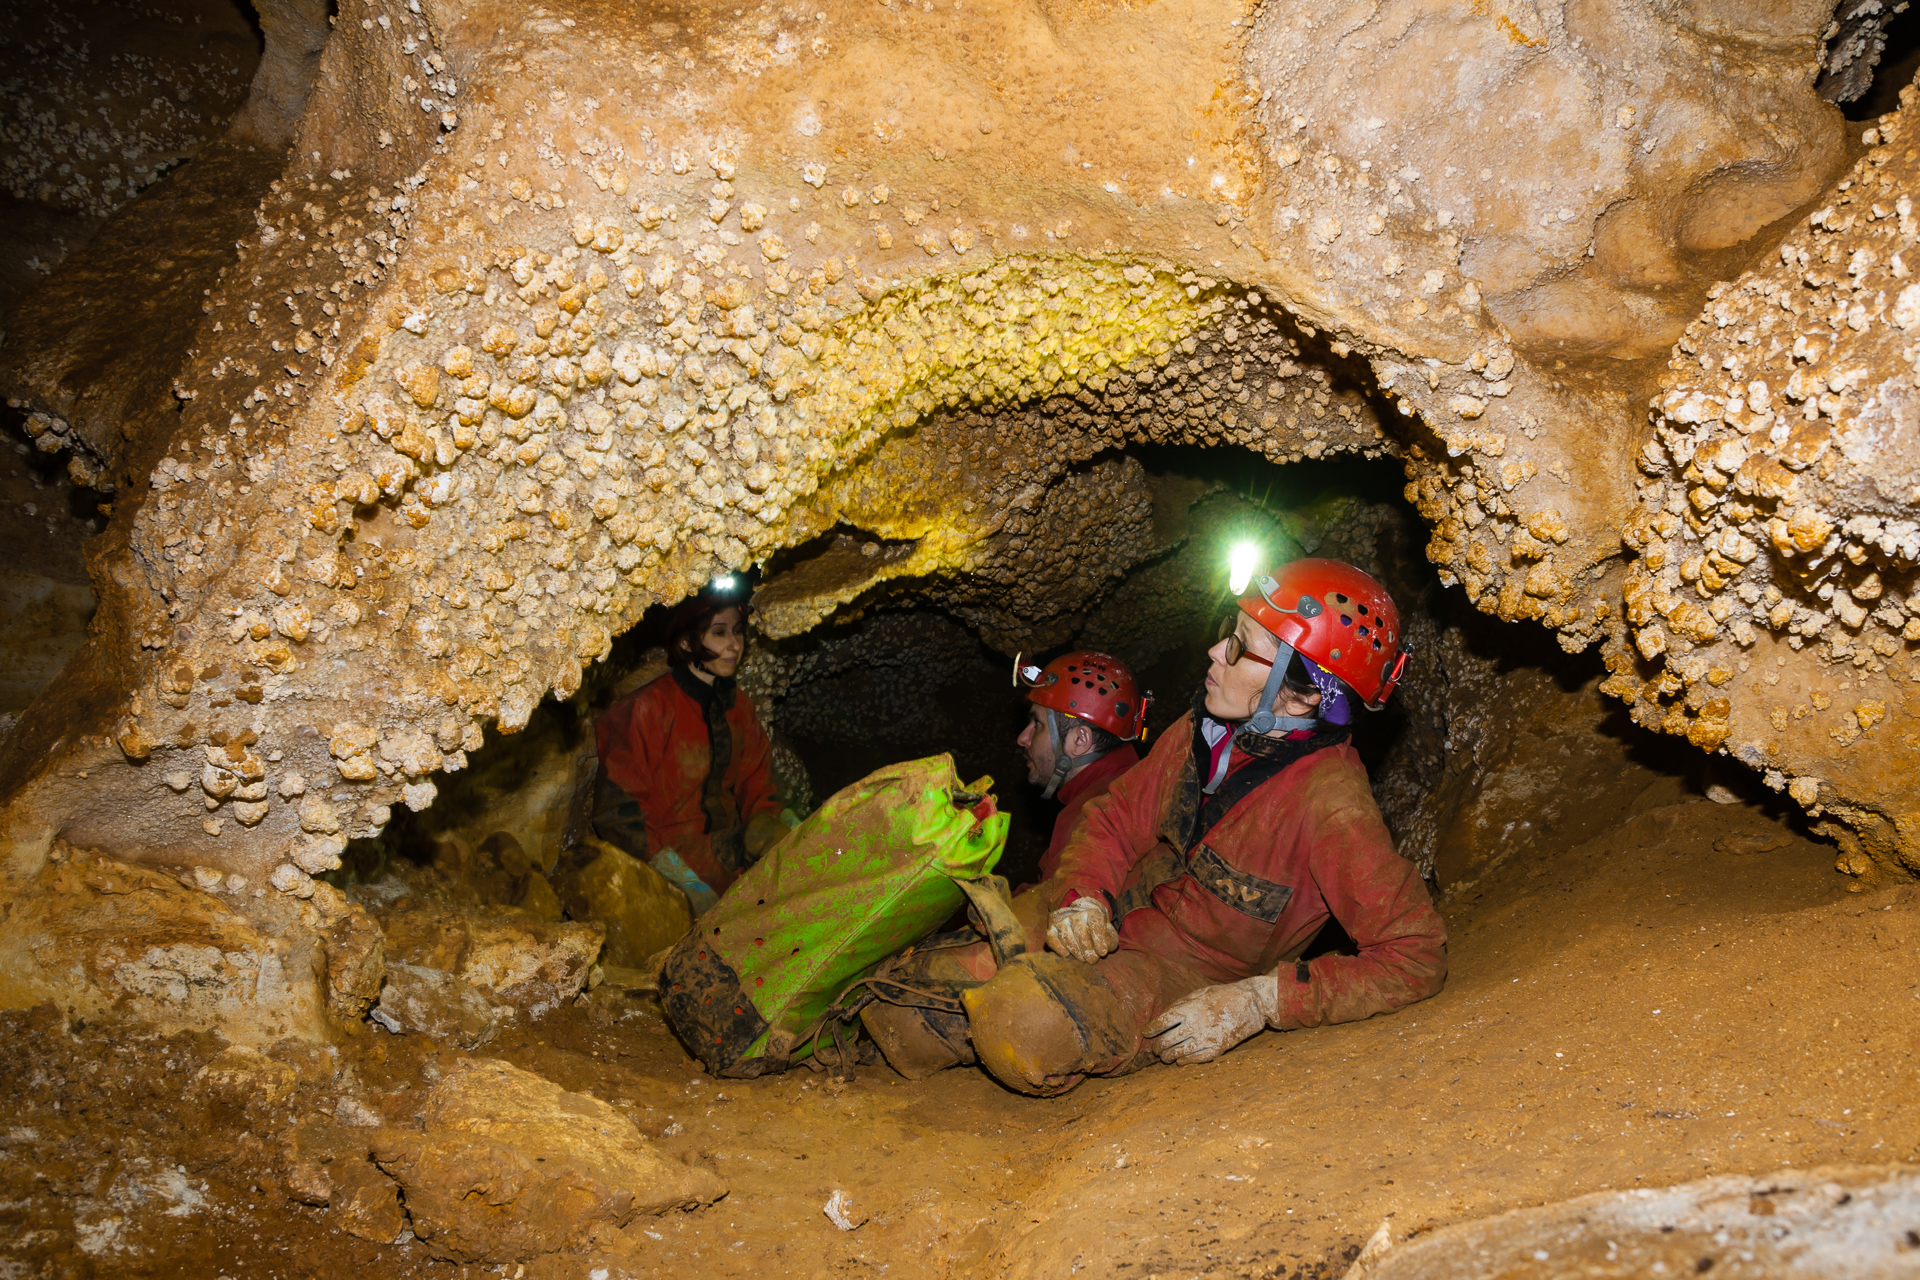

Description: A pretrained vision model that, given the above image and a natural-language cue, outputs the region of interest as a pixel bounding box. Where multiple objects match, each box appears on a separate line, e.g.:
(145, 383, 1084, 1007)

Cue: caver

(1010, 649, 1151, 887)
(592, 577, 794, 915)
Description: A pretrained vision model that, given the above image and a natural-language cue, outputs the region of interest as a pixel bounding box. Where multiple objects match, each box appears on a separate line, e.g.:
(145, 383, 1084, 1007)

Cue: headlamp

(1228, 541, 1260, 595)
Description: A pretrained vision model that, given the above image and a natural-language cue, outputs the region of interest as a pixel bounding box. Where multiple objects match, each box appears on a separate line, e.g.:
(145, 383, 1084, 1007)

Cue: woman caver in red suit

(593, 582, 789, 914)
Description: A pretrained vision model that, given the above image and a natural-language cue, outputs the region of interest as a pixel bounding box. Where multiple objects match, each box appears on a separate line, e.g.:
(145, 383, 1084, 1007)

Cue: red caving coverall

(1034, 744, 1139, 885)
(1046, 701, 1447, 1041)
(595, 668, 782, 894)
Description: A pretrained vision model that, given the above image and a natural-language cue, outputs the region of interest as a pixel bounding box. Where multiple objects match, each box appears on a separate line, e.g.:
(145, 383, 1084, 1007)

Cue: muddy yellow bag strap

(953, 874, 1028, 969)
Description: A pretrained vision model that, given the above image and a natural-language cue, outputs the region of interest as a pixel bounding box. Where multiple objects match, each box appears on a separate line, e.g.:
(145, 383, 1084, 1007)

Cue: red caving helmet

(1012, 650, 1151, 741)
(1236, 558, 1407, 709)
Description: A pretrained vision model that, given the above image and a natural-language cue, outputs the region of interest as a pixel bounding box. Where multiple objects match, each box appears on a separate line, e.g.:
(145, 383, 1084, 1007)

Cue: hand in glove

(648, 846, 719, 917)
(1046, 896, 1118, 964)
(1143, 974, 1278, 1065)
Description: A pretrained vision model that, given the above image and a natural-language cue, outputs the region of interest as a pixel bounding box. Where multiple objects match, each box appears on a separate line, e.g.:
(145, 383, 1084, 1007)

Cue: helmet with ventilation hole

(1235, 558, 1407, 713)
(1012, 650, 1151, 798)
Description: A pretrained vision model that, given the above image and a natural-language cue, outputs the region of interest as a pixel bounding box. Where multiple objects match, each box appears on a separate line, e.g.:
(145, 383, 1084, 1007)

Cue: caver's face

(1203, 614, 1320, 727)
(1016, 705, 1099, 786)
(1016, 704, 1056, 785)
(690, 607, 746, 679)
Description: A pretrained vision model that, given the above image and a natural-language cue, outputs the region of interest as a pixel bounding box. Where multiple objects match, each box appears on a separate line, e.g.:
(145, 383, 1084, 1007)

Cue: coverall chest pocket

(1189, 844, 1293, 923)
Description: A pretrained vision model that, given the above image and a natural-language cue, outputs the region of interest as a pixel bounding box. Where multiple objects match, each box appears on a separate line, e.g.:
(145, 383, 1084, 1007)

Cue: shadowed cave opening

(358, 446, 1425, 885)
(0, 407, 111, 732)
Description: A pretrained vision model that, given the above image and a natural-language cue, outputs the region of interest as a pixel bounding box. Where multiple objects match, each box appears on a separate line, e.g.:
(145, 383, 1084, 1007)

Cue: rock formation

(1631, 96, 1920, 875)
(0, 0, 1914, 1037)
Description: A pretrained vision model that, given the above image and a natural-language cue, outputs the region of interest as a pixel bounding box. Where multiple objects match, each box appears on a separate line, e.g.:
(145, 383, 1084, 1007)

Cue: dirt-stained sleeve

(733, 694, 782, 822)
(1267, 796, 1448, 1030)
(595, 692, 656, 816)
(1050, 716, 1188, 913)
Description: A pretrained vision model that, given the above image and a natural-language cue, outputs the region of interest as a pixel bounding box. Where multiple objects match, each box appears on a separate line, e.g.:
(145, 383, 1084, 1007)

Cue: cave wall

(1624, 94, 1920, 876)
(0, 437, 101, 725)
(0, 0, 262, 312)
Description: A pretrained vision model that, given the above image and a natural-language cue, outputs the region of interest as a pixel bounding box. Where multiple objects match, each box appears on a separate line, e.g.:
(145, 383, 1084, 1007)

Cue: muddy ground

(3, 780, 1914, 1279)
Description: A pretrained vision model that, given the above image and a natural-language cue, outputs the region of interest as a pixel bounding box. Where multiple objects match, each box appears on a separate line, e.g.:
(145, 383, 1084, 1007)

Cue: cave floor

(3, 800, 1915, 1280)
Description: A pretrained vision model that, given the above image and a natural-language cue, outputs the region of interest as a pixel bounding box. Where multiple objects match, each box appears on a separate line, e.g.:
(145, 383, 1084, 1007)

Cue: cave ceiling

(1, 0, 1916, 921)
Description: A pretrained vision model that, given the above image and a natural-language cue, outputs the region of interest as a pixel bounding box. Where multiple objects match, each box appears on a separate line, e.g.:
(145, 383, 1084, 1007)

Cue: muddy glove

(1046, 896, 1118, 964)
(1144, 974, 1278, 1065)
(648, 847, 719, 917)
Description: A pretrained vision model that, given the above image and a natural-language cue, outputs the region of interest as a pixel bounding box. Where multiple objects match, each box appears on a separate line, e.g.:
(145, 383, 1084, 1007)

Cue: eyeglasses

(1214, 616, 1273, 669)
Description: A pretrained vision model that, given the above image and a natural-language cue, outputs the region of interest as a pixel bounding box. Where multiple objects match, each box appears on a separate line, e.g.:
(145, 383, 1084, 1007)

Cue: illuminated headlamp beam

(1228, 542, 1259, 595)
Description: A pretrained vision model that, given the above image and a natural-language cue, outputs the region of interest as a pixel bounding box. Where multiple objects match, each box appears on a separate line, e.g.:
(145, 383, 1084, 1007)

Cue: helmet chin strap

(1244, 644, 1320, 736)
(1041, 708, 1103, 800)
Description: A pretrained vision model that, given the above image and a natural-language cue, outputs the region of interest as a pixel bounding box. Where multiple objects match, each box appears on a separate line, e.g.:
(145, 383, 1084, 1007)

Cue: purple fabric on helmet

(1303, 658, 1352, 725)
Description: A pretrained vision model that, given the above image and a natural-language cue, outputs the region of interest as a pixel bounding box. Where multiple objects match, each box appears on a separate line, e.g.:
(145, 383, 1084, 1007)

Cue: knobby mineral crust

(0, 0, 1911, 983)
(1630, 86, 1920, 876)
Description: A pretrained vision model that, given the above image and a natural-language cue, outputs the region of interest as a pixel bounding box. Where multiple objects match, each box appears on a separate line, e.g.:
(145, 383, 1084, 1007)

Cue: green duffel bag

(660, 753, 1012, 1077)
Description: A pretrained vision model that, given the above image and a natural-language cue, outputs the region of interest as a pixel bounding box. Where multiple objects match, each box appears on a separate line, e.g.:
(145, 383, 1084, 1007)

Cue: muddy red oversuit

(1033, 743, 1139, 884)
(914, 694, 1445, 1093)
(594, 668, 782, 894)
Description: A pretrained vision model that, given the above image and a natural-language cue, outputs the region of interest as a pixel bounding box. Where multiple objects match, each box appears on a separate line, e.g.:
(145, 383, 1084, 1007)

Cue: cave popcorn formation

(1628, 94, 1920, 877)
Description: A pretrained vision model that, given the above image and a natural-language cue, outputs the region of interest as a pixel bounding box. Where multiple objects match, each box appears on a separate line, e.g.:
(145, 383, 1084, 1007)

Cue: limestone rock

(373, 1059, 725, 1263)
(322, 898, 387, 1024)
(0, 844, 334, 1043)
(190, 1045, 299, 1106)
(378, 900, 603, 1018)
(514, 869, 565, 922)
(550, 837, 693, 968)
(286, 1153, 334, 1208)
(1351, 1165, 1920, 1280)
(330, 1157, 408, 1245)
(367, 961, 508, 1049)
(279, 1122, 408, 1242)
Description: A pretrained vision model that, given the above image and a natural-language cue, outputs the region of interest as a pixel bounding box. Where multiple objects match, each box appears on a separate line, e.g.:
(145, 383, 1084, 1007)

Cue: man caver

(1012, 650, 1149, 887)
(864, 558, 1446, 1094)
